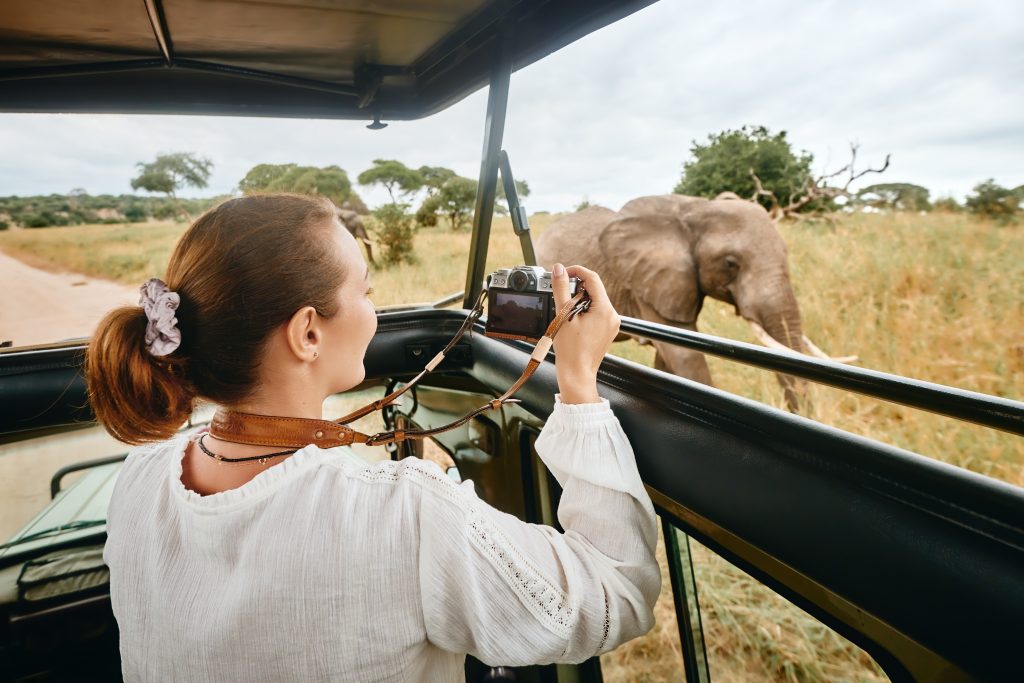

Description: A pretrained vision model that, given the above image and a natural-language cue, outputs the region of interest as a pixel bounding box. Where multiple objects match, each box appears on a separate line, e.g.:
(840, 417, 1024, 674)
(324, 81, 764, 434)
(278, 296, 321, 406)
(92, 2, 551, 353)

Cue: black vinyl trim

(622, 316, 1024, 436)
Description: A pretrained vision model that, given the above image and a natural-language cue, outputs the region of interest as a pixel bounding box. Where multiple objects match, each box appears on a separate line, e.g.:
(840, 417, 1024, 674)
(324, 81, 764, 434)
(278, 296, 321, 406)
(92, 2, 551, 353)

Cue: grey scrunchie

(139, 278, 181, 357)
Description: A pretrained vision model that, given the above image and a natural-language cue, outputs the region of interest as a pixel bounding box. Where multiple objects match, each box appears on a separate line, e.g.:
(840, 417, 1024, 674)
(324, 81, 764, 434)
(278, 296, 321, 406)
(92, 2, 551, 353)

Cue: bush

(965, 179, 1019, 223)
(932, 196, 961, 213)
(0, 221, 8, 231)
(674, 125, 814, 212)
(152, 203, 178, 220)
(124, 205, 148, 222)
(415, 201, 439, 227)
(372, 203, 417, 265)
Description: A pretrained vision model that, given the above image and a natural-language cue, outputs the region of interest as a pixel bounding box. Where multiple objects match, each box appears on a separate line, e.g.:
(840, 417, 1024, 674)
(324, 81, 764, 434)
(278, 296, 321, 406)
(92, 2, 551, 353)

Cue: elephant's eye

(724, 256, 740, 271)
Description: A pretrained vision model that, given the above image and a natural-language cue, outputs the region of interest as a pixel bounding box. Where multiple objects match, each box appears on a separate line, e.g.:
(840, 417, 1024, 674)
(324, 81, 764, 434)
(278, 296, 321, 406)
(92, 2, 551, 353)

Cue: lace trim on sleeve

(467, 510, 576, 640)
(598, 587, 610, 653)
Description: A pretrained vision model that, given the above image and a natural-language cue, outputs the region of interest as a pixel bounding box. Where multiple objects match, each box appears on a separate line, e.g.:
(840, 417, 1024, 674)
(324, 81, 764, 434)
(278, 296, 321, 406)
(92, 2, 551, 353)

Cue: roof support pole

(142, 0, 175, 66)
(463, 27, 513, 309)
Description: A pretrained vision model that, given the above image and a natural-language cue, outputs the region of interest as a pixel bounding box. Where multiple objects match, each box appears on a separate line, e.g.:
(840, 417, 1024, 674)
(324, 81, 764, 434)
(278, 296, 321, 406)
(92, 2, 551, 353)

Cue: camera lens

(509, 270, 530, 291)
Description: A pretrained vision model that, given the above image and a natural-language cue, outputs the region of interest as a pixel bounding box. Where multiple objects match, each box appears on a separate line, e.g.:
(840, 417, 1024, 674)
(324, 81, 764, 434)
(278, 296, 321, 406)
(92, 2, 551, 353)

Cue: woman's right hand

(550, 263, 621, 403)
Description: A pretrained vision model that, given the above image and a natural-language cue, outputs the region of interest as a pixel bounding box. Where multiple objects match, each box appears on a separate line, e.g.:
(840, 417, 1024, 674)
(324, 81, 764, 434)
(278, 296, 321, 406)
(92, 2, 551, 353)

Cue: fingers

(565, 264, 609, 304)
(551, 262, 570, 308)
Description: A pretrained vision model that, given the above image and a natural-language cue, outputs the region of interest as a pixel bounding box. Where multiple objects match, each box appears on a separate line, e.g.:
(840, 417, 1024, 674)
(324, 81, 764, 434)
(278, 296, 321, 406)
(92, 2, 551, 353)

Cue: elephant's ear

(598, 214, 700, 325)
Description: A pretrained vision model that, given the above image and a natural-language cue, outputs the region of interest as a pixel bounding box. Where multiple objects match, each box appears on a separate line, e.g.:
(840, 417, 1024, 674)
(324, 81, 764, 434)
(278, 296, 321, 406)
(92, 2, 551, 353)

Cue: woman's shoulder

(121, 434, 187, 472)
(112, 434, 187, 491)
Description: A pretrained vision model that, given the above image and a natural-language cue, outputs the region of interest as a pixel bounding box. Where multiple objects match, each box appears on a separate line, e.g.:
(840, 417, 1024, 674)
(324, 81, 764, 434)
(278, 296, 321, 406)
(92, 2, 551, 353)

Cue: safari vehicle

(1, 1, 1022, 681)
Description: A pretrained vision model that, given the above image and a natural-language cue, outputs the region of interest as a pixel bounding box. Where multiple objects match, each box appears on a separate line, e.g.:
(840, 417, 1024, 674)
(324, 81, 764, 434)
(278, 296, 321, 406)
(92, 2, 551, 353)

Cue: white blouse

(104, 396, 661, 682)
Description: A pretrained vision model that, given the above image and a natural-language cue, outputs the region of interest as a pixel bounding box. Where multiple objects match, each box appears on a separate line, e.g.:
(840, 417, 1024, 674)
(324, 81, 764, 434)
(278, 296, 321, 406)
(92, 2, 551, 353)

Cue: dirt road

(0, 249, 137, 348)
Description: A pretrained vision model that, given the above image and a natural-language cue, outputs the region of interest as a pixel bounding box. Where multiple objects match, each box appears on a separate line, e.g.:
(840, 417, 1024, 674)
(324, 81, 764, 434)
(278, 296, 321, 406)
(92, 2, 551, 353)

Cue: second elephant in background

(535, 194, 846, 409)
(338, 207, 375, 266)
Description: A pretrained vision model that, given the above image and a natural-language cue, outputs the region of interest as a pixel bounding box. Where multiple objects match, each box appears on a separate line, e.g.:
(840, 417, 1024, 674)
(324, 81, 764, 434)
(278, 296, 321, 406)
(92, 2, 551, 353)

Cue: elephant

(337, 207, 375, 265)
(535, 194, 849, 409)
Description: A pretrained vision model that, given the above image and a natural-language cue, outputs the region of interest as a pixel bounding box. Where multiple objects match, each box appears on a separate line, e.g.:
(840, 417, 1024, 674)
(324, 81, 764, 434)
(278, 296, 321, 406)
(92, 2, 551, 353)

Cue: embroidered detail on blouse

(598, 587, 611, 653)
(467, 511, 576, 640)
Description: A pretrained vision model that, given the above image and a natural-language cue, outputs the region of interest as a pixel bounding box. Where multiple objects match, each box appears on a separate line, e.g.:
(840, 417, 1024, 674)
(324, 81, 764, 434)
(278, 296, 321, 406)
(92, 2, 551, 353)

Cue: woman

(88, 193, 660, 681)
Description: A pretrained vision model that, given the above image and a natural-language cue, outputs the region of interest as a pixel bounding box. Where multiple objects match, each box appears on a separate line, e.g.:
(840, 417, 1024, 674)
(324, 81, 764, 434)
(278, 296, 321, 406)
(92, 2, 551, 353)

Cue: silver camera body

(486, 266, 579, 341)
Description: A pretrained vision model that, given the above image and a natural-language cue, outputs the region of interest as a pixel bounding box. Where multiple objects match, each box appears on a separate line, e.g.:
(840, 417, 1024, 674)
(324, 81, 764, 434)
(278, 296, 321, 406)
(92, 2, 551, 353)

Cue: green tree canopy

(417, 166, 456, 193)
(357, 159, 424, 203)
(674, 126, 813, 211)
(238, 163, 297, 194)
(238, 163, 355, 207)
(857, 183, 931, 211)
(965, 179, 1019, 223)
(131, 152, 212, 200)
(417, 176, 477, 231)
(413, 174, 530, 229)
(131, 152, 212, 220)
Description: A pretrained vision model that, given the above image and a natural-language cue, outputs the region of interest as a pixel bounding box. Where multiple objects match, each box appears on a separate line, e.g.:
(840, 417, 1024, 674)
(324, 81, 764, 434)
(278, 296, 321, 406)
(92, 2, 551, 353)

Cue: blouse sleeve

(418, 395, 661, 666)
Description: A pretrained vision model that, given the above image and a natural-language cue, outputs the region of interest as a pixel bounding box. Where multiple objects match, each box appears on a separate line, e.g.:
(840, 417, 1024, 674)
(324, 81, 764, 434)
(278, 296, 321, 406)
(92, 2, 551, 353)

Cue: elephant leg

(651, 340, 712, 386)
(626, 301, 711, 384)
(776, 373, 807, 413)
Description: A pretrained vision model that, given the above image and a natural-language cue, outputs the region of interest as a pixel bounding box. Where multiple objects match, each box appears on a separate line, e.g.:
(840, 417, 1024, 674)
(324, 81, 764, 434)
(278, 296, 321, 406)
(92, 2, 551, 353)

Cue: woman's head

(86, 193, 375, 445)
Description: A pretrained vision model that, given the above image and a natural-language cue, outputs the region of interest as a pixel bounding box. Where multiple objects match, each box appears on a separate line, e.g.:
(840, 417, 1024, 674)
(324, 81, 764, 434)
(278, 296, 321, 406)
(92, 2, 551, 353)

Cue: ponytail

(86, 306, 196, 445)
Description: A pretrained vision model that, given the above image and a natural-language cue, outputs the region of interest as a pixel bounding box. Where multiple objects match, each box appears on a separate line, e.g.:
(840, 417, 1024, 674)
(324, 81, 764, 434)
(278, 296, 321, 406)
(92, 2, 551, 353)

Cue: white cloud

(1, 0, 1021, 210)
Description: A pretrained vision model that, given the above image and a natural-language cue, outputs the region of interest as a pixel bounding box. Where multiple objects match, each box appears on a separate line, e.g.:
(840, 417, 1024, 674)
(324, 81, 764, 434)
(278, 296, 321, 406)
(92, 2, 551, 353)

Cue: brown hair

(86, 193, 346, 444)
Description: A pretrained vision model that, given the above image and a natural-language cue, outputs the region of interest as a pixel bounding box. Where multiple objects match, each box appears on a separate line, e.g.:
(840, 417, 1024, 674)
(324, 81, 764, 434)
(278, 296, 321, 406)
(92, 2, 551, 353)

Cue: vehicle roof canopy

(0, 0, 655, 120)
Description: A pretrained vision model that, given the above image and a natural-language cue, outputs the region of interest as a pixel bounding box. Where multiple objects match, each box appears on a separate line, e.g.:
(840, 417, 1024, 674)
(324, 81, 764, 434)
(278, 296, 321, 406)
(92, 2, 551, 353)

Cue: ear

(284, 306, 321, 362)
(598, 214, 701, 324)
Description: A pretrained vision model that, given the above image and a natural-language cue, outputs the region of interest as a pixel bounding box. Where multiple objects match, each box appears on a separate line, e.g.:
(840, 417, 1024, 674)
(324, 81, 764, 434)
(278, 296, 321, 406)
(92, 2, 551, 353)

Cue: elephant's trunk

(741, 274, 806, 351)
(738, 275, 809, 411)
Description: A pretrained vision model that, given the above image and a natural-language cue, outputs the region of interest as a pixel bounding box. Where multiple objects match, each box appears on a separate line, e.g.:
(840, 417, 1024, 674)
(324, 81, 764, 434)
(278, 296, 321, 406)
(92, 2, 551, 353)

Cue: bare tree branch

(748, 168, 782, 220)
(775, 143, 890, 220)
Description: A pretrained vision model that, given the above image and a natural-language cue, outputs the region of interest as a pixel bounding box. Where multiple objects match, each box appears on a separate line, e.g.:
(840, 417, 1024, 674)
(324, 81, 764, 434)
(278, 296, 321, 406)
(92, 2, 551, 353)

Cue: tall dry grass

(0, 221, 185, 283)
(2, 209, 1020, 681)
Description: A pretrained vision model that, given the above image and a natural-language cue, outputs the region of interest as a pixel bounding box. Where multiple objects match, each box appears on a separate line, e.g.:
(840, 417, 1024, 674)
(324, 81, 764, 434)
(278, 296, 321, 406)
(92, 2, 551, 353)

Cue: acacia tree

(238, 163, 357, 207)
(131, 152, 212, 220)
(357, 159, 423, 203)
(418, 176, 478, 231)
(418, 166, 456, 191)
(238, 163, 296, 194)
(857, 183, 931, 211)
(355, 160, 425, 266)
(414, 174, 529, 230)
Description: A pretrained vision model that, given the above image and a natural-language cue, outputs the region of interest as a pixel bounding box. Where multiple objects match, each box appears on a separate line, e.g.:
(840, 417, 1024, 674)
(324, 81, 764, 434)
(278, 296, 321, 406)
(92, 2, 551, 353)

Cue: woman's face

(320, 220, 377, 393)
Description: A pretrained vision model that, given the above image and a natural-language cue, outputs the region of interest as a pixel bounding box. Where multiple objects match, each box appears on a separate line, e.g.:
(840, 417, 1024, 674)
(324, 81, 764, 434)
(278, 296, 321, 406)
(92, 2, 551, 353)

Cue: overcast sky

(1, 0, 1021, 212)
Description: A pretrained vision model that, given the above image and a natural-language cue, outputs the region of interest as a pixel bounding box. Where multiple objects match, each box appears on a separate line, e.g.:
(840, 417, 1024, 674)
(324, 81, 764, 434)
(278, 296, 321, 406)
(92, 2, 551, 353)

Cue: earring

(313, 351, 319, 360)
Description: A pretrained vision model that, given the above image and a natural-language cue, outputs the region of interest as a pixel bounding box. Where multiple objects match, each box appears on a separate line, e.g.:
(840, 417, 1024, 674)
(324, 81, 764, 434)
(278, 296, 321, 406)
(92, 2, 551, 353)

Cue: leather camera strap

(209, 288, 590, 450)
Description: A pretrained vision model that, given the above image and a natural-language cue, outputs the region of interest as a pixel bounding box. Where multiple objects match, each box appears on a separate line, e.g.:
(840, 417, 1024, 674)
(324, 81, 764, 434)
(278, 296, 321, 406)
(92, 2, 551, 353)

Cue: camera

(486, 266, 579, 341)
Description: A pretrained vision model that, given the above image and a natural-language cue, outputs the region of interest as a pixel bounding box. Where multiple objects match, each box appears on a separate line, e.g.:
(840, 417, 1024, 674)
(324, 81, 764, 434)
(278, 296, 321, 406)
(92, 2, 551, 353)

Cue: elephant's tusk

(802, 335, 858, 364)
(746, 321, 859, 364)
(746, 321, 793, 352)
